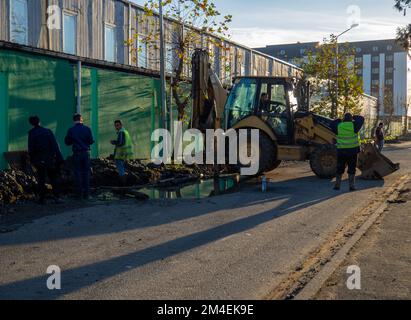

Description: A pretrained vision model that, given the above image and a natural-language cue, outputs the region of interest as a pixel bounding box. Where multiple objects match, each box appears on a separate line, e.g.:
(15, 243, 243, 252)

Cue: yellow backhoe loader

(191, 49, 399, 180)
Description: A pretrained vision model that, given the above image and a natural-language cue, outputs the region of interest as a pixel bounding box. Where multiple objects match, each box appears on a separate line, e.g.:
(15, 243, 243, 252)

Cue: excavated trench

(0, 158, 240, 205)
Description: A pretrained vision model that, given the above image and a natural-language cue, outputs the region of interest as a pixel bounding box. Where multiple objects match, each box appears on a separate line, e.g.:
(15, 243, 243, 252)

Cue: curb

(294, 175, 409, 300)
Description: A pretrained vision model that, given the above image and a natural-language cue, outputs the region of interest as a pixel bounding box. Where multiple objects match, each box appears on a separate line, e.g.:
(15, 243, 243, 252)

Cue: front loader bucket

(357, 143, 400, 180)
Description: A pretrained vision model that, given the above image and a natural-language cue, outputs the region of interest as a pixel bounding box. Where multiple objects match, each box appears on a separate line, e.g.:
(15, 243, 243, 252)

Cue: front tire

(239, 130, 280, 175)
(310, 144, 337, 179)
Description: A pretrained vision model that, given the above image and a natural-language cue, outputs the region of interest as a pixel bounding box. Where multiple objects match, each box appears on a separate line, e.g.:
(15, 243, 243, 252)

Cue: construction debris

(0, 170, 37, 204)
(0, 157, 222, 205)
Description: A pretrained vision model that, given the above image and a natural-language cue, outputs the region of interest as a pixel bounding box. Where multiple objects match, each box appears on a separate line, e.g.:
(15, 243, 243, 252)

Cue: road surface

(0, 142, 410, 300)
(315, 180, 411, 300)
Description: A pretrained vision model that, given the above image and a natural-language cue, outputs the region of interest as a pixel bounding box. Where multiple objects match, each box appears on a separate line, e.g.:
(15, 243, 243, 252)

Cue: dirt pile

(58, 158, 152, 189)
(0, 158, 225, 205)
(0, 170, 37, 204)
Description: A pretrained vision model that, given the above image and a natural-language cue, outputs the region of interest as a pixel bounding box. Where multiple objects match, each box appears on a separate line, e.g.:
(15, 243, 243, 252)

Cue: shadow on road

(0, 175, 385, 299)
(0, 175, 384, 247)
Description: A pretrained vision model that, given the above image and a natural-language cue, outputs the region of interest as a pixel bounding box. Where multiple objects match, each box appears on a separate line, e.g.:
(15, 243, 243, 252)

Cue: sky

(131, 0, 410, 48)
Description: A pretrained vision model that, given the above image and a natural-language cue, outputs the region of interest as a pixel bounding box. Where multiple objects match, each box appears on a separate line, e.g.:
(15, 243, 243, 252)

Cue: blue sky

(131, 0, 410, 47)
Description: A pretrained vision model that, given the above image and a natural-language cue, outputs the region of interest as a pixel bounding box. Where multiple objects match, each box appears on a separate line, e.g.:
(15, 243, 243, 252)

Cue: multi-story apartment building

(0, 0, 302, 169)
(255, 39, 411, 119)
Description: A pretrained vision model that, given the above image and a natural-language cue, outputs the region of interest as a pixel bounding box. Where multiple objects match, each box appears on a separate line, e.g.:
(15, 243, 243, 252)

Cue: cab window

(225, 78, 258, 127)
(258, 83, 287, 114)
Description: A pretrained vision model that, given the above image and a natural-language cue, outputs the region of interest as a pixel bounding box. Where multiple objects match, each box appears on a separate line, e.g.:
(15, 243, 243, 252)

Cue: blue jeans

(115, 160, 126, 177)
(73, 152, 91, 197)
(376, 140, 384, 152)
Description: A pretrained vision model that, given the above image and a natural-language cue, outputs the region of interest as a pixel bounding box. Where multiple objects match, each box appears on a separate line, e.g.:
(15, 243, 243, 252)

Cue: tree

(402, 96, 411, 134)
(384, 91, 395, 134)
(127, 0, 232, 121)
(397, 24, 411, 52)
(394, 0, 411, 12)
(302, 35, 364, 119)
(394, 0, 411, 51)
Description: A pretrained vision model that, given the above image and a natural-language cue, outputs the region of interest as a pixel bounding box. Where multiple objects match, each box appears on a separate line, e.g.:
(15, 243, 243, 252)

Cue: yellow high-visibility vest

(337, 122, 360, 149)
(114, 128, 134, 160)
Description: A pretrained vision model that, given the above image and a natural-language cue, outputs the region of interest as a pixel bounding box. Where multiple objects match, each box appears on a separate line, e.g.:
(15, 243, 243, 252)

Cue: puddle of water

(140, 174, 241, 200)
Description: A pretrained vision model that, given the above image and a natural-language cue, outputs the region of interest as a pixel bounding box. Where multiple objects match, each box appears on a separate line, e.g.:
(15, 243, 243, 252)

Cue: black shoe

(349, 175, 357, 192)
(333, 175, 342, 191)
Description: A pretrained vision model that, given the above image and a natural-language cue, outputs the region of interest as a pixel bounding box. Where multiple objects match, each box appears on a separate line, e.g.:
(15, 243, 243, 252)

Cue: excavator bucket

(357, 143, 400, 180)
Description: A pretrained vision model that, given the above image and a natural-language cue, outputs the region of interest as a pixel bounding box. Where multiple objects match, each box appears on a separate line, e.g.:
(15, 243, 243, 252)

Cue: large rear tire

(310, 144, 337, 179)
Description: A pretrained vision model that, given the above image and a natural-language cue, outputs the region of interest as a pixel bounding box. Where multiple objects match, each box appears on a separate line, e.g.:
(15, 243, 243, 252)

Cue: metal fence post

(90, 69, 99, 158)
(0, 72, 9, 169)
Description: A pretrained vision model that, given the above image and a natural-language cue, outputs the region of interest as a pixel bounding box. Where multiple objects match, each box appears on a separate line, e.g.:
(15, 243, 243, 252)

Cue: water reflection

(140, 174, 241, 200)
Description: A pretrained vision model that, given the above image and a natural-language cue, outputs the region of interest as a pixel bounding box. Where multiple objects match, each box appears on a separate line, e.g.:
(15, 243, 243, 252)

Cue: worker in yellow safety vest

(332, 113, 364, 192)
(111, 120, 134, 185)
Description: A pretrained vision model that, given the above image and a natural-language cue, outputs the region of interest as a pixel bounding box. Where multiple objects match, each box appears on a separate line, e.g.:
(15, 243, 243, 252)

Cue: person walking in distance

(28, 116, 64, 204)
(375, 122, 385, 152)
(111, 120, 134, 186)
(65, 114, 95, 200)
(332, 113, 364, 192)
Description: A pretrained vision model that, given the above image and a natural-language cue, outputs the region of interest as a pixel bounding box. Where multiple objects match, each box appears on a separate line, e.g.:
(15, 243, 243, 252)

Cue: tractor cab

(224, 77, 304, 145)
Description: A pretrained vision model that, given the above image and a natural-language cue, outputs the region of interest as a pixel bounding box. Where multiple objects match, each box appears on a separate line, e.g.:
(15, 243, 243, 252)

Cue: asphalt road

(0, 142, 410, 300)
(315, 181, 411, 300)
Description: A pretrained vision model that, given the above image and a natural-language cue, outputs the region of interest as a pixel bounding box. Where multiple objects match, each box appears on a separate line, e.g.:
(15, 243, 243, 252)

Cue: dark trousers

(34, 164, 60, 200)
(337, 152, 358, 175)
(73, 152, 91, 197)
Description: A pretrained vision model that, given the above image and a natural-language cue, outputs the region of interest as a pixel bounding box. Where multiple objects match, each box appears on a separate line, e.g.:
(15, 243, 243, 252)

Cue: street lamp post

(159, 0, 167, 132)
(335, 23, 359, 111)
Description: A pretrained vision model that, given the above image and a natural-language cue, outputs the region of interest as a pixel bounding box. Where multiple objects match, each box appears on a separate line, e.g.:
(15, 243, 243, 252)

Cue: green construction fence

(0, 49, 174, 169)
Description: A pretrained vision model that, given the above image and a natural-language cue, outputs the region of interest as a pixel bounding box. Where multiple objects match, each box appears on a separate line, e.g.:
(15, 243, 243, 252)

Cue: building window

(136, 35, 148, 68)
(355, 57, 363, 63)
(372, 56, 380, 63)
(386, 55, 394, 62)
(10, 0, 28, 45)
(63, 12, 77, 55)
(355, 47, 362, 53)
(386, 67, 394, 73)
(372, 80, 379, 86)
(386, 79, 393, 85)
(299, 48, 306, 55)
(387, 45, 393, 51)
(105, 24, 116, 62)
(279, 50, 286, 55)
(372, 46, 379, 52)
(372, 68, 380, 74)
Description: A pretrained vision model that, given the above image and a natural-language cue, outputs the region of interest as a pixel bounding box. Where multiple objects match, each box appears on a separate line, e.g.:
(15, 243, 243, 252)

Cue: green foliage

(394, 0, 411, 51)
(302, 35, 364, 119)
(396, 24, 411, 51)
(394, 0, 411, 12)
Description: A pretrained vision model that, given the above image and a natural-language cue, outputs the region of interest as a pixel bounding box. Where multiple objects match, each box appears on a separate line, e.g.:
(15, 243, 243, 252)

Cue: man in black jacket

(28, 116, 64, 204)
(375, 122, 385, 152)
(65, 113, 95, 200)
